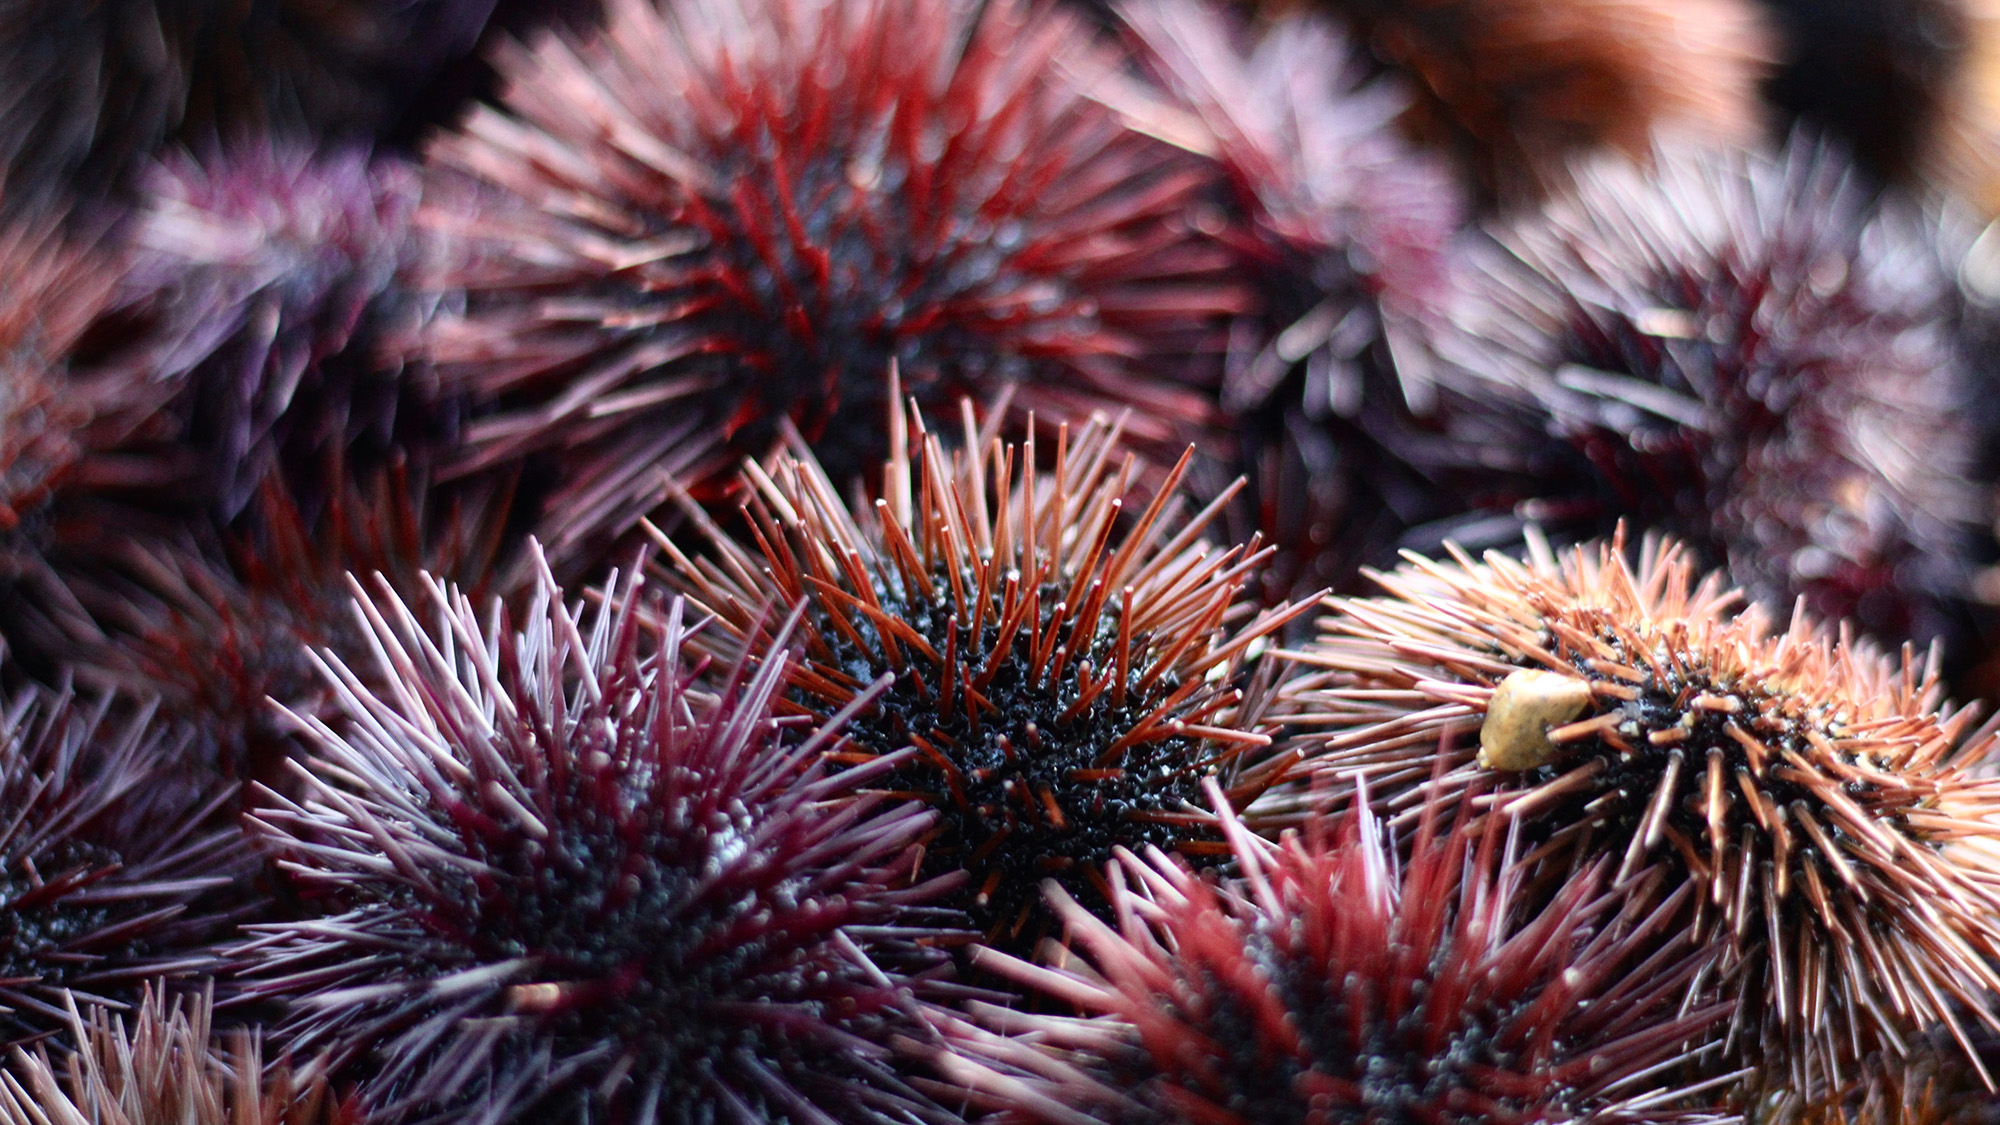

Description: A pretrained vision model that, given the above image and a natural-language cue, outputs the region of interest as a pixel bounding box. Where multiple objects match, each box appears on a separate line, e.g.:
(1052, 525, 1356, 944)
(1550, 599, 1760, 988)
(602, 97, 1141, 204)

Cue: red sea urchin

(658, 401, 1314, 951)
(928, 783, 1732, 1125)
(241, 553, 965, 1125)
(0, 670, 246, 1044)
(419, 0, 1244, 574)
(1277, 533, 2000, 1104)
(1434, 137, 1976, 646)
(113, 141, 439, 517)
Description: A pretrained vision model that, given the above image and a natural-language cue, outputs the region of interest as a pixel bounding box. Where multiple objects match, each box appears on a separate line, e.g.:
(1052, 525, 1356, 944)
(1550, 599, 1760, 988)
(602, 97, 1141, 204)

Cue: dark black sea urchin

(928, 784, 1731, 1125)
(242, 554, 964, 1125)
(660, 403, 1313, 951)
(419, 0, 1244, 574)
(1435, 138, 1975, 647)
(0, 671, 244, 1044)
(1277, 534, 2000, 1104)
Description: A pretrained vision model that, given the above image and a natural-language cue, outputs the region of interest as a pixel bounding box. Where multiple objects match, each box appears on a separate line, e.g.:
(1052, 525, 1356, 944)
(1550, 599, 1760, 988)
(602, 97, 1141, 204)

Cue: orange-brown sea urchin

(1277, 533, 2000, 1104)
(658, 401, 1314, 952)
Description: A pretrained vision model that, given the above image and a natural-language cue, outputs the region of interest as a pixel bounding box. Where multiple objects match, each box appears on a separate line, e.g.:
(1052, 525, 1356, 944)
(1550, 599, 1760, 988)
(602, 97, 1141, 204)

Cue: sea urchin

(242, 552, 963, 1125)
(928, 781, 1732, 1125)
(659, 400, 1313, 951)
(1278, 533, 2000, 1102)
(419, 0, 1243, 573)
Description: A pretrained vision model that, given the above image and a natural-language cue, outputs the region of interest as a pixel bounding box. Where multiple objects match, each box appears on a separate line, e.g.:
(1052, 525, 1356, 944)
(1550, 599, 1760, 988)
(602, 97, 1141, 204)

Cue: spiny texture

(929, 785, 1730, 1125)
(0, 0, 497, 212)
(0, 986, 350, 1125)
(1437, 138, 1975, 646)
(0, 674, 244, 1043)
(114, 142, 438, 517)
(1118, 0, 1484, 601)
(1277, 534, 2000, 1103)
(420, 0, 1243, 575)
(1296, 0, 1771, 201)
(243, 557, 963, 1125)
(661, 402, 1312, 951)
(0, 203, 132, 538)
(11, 464, 511, 785)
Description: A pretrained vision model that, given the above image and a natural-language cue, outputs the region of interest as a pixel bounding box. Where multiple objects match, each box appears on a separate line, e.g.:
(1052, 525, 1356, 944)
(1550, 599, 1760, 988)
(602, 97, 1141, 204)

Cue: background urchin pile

(8, 0, 2000, 1122)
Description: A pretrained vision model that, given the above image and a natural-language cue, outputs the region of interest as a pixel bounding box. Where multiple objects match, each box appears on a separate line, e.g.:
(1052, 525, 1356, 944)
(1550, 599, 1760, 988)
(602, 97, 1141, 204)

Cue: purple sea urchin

(114, 141, 438, 517)
(659, 401, 1314, 950)
(929, 784, 1731, 1125)
(1437, 137, 1976, 645)
(419, 0, 1244, 574)
(1117, 0, 1480, 601)
(0, 985, 350, 1125)
(242, 553, 963, 1125)
(0, 672, 245, 1044)
(1278, 533, 2000, 1103)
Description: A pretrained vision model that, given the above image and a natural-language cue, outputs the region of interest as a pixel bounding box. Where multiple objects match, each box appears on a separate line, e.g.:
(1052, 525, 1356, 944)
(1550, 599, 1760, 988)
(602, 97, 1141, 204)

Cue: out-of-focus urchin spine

(1284, 0, 1773, 202)
(1436, 137, 1976, 646)
(0, 0, 498, 213)
(0, 670, 246, 1043)
(418, 0, 1246, 576)
(0, 985, 350, 1124)
(660, 400, 1314, 952)
(1276, 533, 2000, 1104)
(1117, 0, 1486, 601)
(0, 199, 136, 539)
(927, 782, 1733, 1125)
(113, 141, 442, 517)
(241, 553, 964, 1125)
(11, 463, 512, 786)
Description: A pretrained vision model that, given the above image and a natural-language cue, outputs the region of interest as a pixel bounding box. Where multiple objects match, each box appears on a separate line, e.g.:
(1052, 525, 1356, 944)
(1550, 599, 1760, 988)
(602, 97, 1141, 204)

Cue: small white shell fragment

(1479, 668, 1595, 771)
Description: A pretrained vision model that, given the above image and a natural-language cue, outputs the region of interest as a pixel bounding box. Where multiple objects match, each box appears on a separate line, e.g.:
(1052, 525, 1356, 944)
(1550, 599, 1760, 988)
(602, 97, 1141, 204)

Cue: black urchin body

(114, 142, 440, 517)
(0, 674, 244, 1041)
(1437, 138, 1973, 645)
(420, 0, 1242, 576)
(1279, 535, 2000, 1103)
(662, 404, 1312, 951)
(929, 787, 1729, 1125)
(243, 557, 963, 1125)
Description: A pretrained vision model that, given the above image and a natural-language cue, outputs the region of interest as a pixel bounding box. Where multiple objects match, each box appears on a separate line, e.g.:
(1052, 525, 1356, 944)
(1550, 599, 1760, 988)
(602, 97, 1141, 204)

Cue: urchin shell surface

(661, 402, 1313, 950)
(1278, 534, 2000, 1101)
(243, 557, 961, 1125)
(930, 786, 1730, 1125)
(1438, 138, 1975, 645)
(420, 0, 1242, 572)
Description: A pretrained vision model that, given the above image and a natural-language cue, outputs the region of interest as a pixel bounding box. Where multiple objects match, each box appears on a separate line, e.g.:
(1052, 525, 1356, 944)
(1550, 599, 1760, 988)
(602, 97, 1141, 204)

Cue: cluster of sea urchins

(12, 0, 2000, 1123)
(1275, 533, 2000, 1107)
